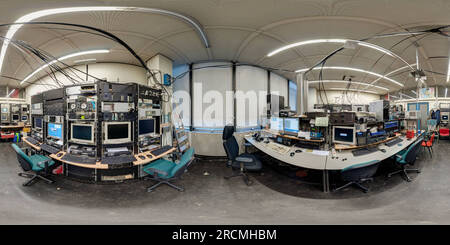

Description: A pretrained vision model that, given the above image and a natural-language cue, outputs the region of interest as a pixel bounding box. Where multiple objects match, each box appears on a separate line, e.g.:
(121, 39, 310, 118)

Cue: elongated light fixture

(307, 80, 389, 91)
(0, 6, 210, 75)
(296, 66, 404, 87)
(325, 88, 381, 95)
(20, 49, 109, 85)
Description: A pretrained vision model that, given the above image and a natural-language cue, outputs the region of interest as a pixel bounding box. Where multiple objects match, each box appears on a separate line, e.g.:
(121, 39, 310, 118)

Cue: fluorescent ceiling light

(296, 66, 404, 87)
(446, 88, 448, 97)
(307, 80, 389, 91)
(267, 38, 397, 57)
(7, 89, 15, 97)
(0, 6, 209, 75)
(411, 90, 417, 95)
(399, 92, 414, 99)
(325, 88, 381, 95)
(447, 56, 450, 83)
(74, 58, 97, 64)
(20, 49, 109, 85)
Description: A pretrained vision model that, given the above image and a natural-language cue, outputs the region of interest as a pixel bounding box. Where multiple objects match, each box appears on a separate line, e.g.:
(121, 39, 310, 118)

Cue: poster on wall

(419, 87, 435, 99)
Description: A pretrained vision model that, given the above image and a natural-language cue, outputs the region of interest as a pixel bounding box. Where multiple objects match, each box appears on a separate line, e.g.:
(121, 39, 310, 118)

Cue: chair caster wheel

(417, 170, 422, 173)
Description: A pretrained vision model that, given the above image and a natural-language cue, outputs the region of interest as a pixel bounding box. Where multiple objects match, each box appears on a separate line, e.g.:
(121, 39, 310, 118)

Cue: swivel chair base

(18, 172, 54, 186)
(146, 177, 184, 193)
(334, 178, 373, 193)
(224, 170, 253, 186)
(388, 167, 421, 182)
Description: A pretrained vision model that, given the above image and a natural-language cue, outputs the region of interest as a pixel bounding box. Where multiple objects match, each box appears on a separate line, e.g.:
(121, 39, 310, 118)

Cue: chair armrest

(235, 157, 253, 163)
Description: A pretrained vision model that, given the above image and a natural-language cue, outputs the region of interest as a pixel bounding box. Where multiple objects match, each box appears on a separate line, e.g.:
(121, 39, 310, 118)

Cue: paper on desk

(311, 150, 329, 156)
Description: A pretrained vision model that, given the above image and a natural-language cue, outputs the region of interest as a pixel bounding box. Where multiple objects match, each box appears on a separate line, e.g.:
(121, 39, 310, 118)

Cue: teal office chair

(143, 147, 195, 192)
(388, 138, 423, 182)
(11, 143, 55, 186)
(334, 160, 381, 193)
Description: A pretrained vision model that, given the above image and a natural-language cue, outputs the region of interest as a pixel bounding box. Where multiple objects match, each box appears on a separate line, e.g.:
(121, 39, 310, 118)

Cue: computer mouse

(290, 152, 295, 157)
(139, 156, 146, 160)
(295, 149, 302, 153)
(57, 153, 63, 157)
(380, 149, 386, 153)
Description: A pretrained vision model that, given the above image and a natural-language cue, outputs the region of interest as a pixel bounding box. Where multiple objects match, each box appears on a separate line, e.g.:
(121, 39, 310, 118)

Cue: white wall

(316, 90, 380, 105)
(25, 63, 147, 103)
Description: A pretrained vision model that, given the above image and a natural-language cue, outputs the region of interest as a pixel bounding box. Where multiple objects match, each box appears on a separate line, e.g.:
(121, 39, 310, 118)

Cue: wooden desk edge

(334, 134, 401, 151)
(23, 137, 41, 151)
(133, 147, 176, 166)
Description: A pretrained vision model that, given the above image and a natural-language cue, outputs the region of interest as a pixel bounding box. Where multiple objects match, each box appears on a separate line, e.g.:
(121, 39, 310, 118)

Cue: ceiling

(0, 0, 449, 94)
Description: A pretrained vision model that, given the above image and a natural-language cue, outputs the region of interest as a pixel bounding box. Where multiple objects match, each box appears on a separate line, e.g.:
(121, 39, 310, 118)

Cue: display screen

(384, 121, 398, 130)
(21, 116, 27, 121)
(12, 114, 19, 120)
(34, 118, 42, 128)
(283, 118, 299, 132)
(1, 108, 7, 112)
(47, 123, 63, 139)
(107, 123, 129, 140)
(270, 117, 283, 131)
(72, 125, 93, 141)
(139, 119, 155, 135)
(334, 127, 354, 143)
(443, 115, 448, 120)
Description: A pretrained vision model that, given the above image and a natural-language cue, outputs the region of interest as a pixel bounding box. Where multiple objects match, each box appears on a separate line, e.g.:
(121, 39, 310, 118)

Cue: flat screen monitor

(384, 121, 398, 132)
(139, 119, 155, 136)
(283, 118, 299, 134)
(104, 122, 131, 144)
(21, 115, 28, 121)
(47, 123, 63, 140)
(34, 117, 42, 129)
(71, 123, 94, 144)
(270, 117, 283, 131)
(12, 114, 19, 121)
(333, 126, 356, 145)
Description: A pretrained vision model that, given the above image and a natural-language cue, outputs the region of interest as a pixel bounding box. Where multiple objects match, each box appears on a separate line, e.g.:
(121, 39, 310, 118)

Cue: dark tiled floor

(0, 141, 449, 224)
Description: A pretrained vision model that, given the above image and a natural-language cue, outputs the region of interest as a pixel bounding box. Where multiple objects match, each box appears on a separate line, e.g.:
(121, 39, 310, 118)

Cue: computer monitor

(1, 107, 7, 113)
(283, 118, 299, 135)
(442, 115, 449, 120)
(71, 123, 95, 144)
(12, 114, 19, 121)
(47, 123, 63, 140)
(332, 126, 356, 145)
(21, 115, 28, 121)
(384, 120, 399, 133)
(139, 119, 155, 136)
(270, 117, 284, 131)
(34, 117, 42, 129)
(104, 122, 131, 144)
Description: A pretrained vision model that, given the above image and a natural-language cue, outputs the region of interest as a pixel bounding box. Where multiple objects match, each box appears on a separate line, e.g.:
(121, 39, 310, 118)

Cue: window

(288, 81, 297, 112)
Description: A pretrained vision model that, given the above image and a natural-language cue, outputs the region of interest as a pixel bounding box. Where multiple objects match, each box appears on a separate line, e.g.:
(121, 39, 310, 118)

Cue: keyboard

(61, 154, 97, 164)
(266, 142, 291, 154)
(102, 155, 137, 165)
(151, 145, 173, 156)
(386, 138, 403, 147)
(26, 137, 40, 145)
(40, 144, 60, 154)
(352, 147, 379, 157)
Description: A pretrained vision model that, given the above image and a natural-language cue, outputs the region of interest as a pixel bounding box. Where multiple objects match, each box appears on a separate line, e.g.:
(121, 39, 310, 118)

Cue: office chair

(421, 133, 435, 158)
(143, 147, 195, 192)
(388, 138, 423, 182)
(222, 125, 262, 186)
(11, 143, 55, 186)
(439, 128, 449, 140)
(334, 160, 380, 193)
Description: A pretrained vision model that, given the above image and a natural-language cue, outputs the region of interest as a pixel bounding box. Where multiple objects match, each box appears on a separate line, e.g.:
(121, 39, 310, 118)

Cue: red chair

(439, 128, 449, 140)
(421, 133, 435, 158)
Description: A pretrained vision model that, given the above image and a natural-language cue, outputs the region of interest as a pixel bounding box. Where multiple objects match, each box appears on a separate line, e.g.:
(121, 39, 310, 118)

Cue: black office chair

(334, 160, 381, 193)
(11, 143, 55, 186)
(222, 125, 262, 186)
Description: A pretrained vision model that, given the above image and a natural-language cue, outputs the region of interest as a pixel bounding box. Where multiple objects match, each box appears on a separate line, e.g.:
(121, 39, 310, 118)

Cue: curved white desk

(244, 133, 423, 192)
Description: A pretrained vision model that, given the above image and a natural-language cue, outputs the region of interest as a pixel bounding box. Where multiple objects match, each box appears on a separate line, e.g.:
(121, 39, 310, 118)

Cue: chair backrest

(429, 133, 435, 144)
(404, 139, 423, 165)
(11, 144, 33, 171)
(170, 147, 195, 178)
(440, 128, 449, 134)
(222, 125, 239, 161)
(341, 160, 380, 182)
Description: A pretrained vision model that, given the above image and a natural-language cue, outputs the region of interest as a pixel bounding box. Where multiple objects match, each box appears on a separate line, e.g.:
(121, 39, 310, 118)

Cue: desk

(245, 133, 423, 192)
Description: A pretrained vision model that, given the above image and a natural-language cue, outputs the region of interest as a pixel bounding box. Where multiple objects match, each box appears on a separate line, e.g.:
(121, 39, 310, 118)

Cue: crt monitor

(12, 114, 19, 121)
(139, 119, 155, 136)
(34, 117, 42, 129)
(442, 115, 449, 120)
(283, 118, 299, 134)
(270, 117, 283, 131)
(21, 115, 28, 121)
(104, 122, 131, 144)
(332, 126, 356, 145)
(71, 123, 94, 144)
(47, 123, 63, 140)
